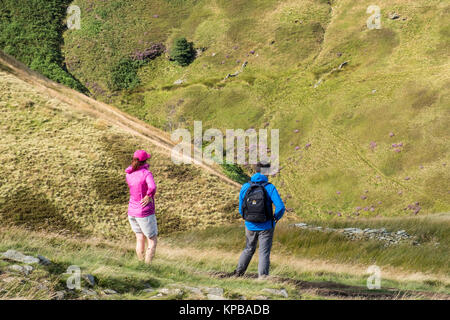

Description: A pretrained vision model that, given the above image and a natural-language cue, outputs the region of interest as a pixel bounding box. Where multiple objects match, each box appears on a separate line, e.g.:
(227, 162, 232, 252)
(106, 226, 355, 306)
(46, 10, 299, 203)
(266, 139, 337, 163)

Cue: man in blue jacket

(234, 162, 285, 278)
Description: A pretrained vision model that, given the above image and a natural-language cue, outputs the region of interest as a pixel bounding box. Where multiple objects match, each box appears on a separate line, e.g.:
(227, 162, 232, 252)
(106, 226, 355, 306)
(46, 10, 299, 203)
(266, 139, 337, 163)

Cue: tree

(170, 37, 196, 66)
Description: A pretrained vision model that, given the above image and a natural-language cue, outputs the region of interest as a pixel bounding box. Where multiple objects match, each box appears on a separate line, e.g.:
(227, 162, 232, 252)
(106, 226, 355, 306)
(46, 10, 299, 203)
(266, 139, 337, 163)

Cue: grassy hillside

(2, 52, 448, 300)
(62, 0, 450, 218)
(0, 53, 238, 239)
(0, 1, 448, 301)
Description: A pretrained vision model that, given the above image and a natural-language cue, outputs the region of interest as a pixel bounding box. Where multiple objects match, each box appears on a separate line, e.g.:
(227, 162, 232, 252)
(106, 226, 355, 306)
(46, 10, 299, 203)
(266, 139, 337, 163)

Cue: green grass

(0, 227, 302, 300)
(1, 226, 448, 300)
(168, 214, 450, 276)
(1, 1, 448, 216)
(58, 0, 449, 218)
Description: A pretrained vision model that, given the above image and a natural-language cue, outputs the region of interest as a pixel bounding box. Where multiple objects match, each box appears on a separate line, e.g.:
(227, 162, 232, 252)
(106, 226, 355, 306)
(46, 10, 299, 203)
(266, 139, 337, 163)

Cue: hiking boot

(232, 269, 245, 277)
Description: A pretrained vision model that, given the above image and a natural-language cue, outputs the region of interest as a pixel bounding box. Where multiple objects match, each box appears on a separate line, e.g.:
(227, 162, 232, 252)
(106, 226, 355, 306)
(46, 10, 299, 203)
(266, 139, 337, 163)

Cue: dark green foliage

(170, 37, 196, 66)
(220, 163, 250, 185)
(0, 0, 87, 93)
(109, 58, 144, 91)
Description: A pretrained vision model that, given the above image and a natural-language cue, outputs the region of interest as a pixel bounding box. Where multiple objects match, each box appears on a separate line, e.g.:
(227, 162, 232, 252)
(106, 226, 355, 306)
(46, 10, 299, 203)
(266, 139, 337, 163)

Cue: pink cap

(133, 150, 151, 161)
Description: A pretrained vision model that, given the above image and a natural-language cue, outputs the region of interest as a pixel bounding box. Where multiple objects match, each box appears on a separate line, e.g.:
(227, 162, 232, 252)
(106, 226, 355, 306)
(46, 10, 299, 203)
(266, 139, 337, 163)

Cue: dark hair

(131, 157, 146, 171)
(253, 161, 271, 173)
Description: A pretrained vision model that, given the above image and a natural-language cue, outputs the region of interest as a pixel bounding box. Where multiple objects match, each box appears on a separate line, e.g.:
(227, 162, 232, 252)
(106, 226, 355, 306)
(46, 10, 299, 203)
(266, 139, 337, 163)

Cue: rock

(314, 79, 322, 88)
(52, 291, 66, 300)
(2, 277, 17, 283)
(207, 294, 228, 300)
(206, 287, 224, 296)
(37, 255, 52, 266)
(9, 264, 33, 275)
(173, 79, 184, 85)
(338, 61, 349, 69)
(81, 288, 97, 296)
(262, 288, 288, 298)
(183, 286, 203, 295)
(103, 289, 118, 295)
(254, 295, 270, 300)
(37, 283, 49, 291)
(82, 274, 96, 287)
(159, 288, 183, 296)
(2, 250, 40, 264)
(142, 288, 155, 293)
(294, 223, 308, 228)
(389, 12, 400, 20)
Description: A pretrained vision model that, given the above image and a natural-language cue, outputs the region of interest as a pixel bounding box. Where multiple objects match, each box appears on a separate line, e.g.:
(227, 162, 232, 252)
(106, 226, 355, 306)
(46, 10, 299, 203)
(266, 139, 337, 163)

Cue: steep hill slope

(62, 0, 450, 218)
(0, 51, 239, 238)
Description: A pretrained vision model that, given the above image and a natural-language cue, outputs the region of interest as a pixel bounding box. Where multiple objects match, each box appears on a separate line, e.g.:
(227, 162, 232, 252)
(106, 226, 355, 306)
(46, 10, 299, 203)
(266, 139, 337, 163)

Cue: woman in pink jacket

(125, 150, 157, 264)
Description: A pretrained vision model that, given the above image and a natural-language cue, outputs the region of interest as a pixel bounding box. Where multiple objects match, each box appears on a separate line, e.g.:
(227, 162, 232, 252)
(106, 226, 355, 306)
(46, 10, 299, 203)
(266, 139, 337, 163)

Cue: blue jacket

(239, 173, 285, 231)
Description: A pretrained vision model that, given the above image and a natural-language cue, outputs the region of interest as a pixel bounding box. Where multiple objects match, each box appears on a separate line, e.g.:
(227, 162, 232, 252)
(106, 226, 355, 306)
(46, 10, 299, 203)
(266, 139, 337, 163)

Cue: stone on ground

(2, 250, 40, 264)
(8, 264, 33, 275)
(262, 288, 289, 298)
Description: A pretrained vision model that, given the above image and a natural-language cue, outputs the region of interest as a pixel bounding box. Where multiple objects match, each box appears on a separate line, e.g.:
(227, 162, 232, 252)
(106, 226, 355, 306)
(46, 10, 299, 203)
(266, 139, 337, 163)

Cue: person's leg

(129, 216, 146, 261)
(137, 214, 158, 265)
(257, 228, 274, 277)
(135, 233, 146, 261)
(235, 228, 258, 275)
(145, 235, 157, 264)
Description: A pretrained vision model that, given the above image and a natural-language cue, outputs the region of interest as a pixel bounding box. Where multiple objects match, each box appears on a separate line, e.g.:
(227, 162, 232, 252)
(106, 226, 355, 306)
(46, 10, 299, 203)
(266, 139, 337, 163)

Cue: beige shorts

(128, 214, 158, 238)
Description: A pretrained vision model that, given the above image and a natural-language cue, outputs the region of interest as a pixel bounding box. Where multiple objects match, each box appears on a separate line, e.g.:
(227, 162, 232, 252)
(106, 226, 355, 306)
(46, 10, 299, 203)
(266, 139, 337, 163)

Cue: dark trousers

(236, 227, 274, 276)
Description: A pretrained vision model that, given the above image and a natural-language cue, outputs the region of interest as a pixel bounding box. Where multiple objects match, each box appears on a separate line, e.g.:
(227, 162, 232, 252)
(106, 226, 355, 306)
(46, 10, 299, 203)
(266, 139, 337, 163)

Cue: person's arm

(145, 172, 157, 197)
(269, 186, 285, 221)
(238, 184, 248, 217)
(140, 172, 156, 207)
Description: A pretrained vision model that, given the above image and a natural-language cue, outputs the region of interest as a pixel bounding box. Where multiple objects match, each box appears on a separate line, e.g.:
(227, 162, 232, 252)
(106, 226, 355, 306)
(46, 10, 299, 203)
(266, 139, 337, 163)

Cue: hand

(140, 195, 152, 207)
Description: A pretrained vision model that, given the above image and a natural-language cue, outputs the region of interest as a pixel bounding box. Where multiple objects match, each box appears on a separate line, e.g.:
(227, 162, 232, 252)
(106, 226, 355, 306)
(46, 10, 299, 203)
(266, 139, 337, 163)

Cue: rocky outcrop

(292, 223, 418, 246)
(2, 250, 40, 264)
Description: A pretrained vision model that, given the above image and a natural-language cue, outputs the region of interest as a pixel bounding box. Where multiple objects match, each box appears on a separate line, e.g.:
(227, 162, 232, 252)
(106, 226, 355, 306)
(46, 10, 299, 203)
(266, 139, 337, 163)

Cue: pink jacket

(125, 163, 156, 217)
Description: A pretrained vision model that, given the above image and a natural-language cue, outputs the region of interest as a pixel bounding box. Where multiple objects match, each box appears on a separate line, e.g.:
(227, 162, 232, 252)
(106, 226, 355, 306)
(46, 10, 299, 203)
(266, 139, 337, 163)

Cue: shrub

(131, 43, 166, 62)
(109, 58, 143, 91)
(170, 37, 196, 66)
(221, 163, 250, 185)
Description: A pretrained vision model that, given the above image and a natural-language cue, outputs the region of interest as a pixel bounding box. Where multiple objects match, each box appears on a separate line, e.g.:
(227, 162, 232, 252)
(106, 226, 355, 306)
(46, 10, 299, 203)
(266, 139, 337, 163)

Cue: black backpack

(242, 181, 274, 224)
